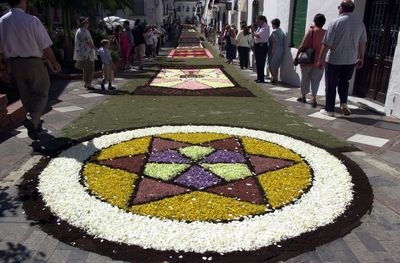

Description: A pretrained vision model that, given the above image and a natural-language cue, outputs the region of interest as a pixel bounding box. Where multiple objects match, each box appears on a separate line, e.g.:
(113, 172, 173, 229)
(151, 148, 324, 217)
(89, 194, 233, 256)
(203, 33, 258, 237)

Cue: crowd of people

(0, 0, 366, 141)
(210, 0, 366, 117)
(73, 18, 181, 91)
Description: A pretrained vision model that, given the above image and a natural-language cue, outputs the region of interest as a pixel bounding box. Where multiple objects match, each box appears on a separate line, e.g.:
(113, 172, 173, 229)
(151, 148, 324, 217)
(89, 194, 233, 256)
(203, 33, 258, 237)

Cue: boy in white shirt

(97, 39, 116, 90)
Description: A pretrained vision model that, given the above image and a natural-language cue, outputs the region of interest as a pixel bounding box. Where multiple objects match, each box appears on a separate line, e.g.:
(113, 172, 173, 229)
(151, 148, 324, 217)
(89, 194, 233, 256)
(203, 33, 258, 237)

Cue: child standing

(98, 39, 116, 90)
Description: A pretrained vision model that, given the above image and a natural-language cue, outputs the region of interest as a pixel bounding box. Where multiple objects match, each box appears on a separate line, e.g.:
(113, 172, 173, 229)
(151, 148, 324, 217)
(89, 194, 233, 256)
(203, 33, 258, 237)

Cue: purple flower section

(175, 165, 221, 189)
(148, 150, 190, 164)
(202, 150, 246, 163)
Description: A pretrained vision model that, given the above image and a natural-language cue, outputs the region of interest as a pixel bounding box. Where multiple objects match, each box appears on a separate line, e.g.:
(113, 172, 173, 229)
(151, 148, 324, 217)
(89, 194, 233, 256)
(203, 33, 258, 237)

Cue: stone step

(6, 100, 26, 128)
(0, 94, 7, 107)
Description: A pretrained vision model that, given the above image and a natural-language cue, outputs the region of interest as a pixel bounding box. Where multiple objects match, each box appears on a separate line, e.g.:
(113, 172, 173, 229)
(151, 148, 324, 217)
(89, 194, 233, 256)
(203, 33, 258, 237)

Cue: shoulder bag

(298, 29, 315, 65)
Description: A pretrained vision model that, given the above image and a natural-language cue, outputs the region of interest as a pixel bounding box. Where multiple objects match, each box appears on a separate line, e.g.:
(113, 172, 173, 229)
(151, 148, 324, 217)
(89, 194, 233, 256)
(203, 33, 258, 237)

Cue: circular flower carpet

(20, 126, 373, 263)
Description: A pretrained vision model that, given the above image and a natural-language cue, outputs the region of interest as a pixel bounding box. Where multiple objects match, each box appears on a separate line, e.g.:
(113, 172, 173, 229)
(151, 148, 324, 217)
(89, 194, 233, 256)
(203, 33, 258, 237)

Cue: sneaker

(297, 97, 306, 103)
(23, 119, 38, 140)
(340, 103, 352, 116)
(108, 85, 116, 91)
(100, 80, 106, 90)
(319, 109, 335, 117)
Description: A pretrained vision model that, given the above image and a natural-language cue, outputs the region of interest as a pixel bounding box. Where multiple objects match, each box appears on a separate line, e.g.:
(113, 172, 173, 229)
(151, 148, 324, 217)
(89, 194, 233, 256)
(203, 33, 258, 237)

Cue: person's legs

(238, 47, 244, 68)
(83, 59, 94, 87)
(137, 44, 145, 69)
(244, 47, 250, 68)
(338, 64, 356, 104)
(9, 59, 50, 138)
(28, 60, 50, 128)
(310, 67, 324, 97)
(254, 45, 261, 80)
(270, 67, 279, 82)
(259, 44, 268, 81)
(324, 63, 340, 113)
(300, 66, 311, 98)
(254, 44, 267, 81)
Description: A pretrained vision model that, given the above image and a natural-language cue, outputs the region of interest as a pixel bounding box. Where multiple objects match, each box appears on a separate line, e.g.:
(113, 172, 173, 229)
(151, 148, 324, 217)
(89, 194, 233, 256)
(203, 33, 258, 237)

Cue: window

(132, 0, 145, 16)
(252, 0, 259, 24)
(291, 0, 308, 47)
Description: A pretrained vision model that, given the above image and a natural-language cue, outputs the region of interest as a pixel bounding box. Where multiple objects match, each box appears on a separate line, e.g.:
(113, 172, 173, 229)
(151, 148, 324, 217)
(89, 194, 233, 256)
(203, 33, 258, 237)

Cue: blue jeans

(324, 63, 356, 112)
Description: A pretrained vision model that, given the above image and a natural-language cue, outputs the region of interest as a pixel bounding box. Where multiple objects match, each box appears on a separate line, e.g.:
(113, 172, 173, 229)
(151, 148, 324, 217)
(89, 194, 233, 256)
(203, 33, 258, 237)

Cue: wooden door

(354, 0, 400, 103)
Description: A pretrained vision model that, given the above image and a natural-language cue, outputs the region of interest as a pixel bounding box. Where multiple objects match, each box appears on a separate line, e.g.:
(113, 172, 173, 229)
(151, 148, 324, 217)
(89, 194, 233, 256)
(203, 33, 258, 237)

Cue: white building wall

(145, 0, 165, 25)
(176, 1, 197, 22)
(385, 32, 400, 117)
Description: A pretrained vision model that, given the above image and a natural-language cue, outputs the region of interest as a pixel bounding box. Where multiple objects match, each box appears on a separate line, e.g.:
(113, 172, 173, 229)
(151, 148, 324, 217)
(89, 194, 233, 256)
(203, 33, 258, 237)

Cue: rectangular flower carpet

(168, 49, 213, 58)
(132, 67, 255, 97)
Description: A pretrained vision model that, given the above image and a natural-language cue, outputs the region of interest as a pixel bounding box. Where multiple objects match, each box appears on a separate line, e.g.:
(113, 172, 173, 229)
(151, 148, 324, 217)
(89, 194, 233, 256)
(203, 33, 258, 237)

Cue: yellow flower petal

(130, 191, 267, 221)
(242, 137, 302, 162)
(158, 133, 232, 144)
(83, 163, 138, 209)
(258, 162, 312, 209)
(94, 137, 151, 161)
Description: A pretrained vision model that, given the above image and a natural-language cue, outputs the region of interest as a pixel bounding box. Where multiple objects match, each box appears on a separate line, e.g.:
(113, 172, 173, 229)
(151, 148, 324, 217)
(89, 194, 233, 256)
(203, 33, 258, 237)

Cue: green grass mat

(61, 42, 348, 149)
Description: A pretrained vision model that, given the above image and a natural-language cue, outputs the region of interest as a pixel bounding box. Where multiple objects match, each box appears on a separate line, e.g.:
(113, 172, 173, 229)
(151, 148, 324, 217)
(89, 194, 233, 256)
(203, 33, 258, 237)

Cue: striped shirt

(323, 13, 367, 65)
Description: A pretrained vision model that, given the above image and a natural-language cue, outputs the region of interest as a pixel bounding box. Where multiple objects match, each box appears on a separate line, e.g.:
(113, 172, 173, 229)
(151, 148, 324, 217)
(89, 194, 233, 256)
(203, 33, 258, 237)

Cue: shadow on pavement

(0, 241, 46, 263)
(0, 187, 19, 217)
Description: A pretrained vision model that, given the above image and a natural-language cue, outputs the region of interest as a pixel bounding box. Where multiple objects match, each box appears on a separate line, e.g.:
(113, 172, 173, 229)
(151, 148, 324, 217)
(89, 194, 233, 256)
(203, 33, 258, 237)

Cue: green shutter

(291, 0, 308, 47)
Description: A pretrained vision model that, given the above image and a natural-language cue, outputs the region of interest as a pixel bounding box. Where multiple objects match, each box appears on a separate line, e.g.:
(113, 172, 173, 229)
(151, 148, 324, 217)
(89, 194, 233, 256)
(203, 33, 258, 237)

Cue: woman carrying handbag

(294, 14, 326, 108)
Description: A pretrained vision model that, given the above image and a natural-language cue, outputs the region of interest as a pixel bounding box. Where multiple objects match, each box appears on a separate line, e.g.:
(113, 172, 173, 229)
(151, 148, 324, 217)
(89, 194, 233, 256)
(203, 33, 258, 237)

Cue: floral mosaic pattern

(169, 48, 214, 58)
(25, 126, 372, 261)
(148, 68, 235, 90)
(133, 67, 255, 97)
(83, 132, 310, 222)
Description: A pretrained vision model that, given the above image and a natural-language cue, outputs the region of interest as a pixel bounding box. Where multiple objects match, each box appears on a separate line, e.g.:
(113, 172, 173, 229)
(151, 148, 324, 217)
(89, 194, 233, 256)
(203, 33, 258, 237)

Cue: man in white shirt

(0, 0, 60, 140)
(252, 15, 270, 83)
(318, 0, 367, 117)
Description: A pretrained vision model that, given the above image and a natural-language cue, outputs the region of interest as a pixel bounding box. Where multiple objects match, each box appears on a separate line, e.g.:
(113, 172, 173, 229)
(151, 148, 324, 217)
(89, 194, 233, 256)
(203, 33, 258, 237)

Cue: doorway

(354, 0, 400, 103)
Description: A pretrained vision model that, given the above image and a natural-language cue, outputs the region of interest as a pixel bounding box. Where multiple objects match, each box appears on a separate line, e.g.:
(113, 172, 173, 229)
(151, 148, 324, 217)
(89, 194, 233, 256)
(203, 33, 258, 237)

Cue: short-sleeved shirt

(97, 47, 112, 65)
(322, 13, 367, 65)
(254, 22, 270, 44)
(132, 26, 145, 46)
(0, 8, 53, 58)
(73, 27, 96, 61)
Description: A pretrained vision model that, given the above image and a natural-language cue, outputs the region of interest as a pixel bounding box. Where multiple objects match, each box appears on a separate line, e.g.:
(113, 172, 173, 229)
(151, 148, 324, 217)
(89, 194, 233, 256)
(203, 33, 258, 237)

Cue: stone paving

(0, 49, 400, 262)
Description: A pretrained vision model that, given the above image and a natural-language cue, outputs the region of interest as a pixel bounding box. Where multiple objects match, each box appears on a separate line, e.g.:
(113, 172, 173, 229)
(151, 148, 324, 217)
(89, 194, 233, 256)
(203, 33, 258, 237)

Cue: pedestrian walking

(97, 40, 116, 91)
(236, 24, 252, 69)
(268, 19, 285, 84)
(132, 19, 145, 70)
(252, 15, 270, 83)
(294, 14, 327, 108)
(73, 17, 97, 91)
(0, 0, 61, 140)
(224, 25, 237, 64)
(318, 0, 367, 116)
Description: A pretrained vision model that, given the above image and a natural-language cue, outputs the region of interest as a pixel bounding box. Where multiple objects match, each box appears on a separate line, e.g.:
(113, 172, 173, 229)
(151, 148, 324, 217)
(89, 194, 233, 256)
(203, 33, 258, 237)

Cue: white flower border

(38, 126, 353, 253)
